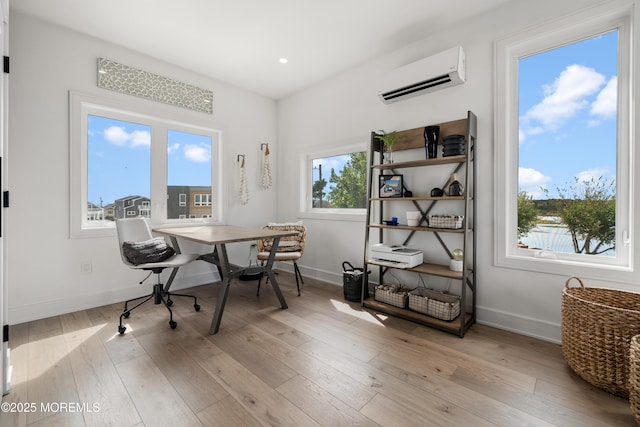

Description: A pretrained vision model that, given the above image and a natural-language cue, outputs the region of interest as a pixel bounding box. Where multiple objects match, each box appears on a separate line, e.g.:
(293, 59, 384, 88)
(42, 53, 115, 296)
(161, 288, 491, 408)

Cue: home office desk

(153, 225, 297, 334)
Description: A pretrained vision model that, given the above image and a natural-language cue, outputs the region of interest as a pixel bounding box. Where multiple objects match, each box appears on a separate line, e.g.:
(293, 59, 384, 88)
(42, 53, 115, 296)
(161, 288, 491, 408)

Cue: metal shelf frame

(362, 111, 477, 337)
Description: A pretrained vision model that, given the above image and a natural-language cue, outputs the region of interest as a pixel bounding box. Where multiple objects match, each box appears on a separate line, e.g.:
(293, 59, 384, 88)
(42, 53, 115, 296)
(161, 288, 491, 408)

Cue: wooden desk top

(153, 225, 297, 245)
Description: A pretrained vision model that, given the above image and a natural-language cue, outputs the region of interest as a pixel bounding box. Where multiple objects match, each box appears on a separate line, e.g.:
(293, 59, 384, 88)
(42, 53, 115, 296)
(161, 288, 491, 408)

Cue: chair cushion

(122, 237, 175, 265)
(257, 251, 302, 261)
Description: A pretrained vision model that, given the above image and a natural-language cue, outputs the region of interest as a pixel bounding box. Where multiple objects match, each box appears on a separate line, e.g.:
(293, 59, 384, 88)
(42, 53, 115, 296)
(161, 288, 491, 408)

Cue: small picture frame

(379, 174, 403, 198)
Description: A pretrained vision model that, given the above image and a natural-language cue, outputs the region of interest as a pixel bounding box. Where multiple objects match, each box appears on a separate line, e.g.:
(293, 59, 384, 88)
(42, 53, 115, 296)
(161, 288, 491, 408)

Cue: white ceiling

(11, 0, 513, 99)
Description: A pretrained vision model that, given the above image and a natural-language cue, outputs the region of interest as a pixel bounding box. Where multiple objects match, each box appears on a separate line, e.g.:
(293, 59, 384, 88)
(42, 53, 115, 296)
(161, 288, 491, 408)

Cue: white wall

(9, 1, 640, 343)
(276, 0, 639, 343)
(7, 13, 278, 323)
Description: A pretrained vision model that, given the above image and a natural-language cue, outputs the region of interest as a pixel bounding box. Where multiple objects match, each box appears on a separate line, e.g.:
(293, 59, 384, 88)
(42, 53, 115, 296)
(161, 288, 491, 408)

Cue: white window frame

(179, 193, 187, 206)
(70, 91, 223, 238)
(194, 193, 212, 206)
(299, 141, 367, 222)
(494, 2, 635, 281)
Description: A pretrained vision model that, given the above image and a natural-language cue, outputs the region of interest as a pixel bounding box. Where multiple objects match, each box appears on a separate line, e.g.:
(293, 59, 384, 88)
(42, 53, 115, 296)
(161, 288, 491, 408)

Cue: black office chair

(116, 218, 200, 334)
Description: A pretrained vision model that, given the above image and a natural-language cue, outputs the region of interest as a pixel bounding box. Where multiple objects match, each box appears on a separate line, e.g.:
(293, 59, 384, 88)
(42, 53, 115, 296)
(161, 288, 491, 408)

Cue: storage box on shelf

(408, 288, 461, 321)
(427, 215, 464, 229)
(374, 285, 409, 308)
(362, 111, 476, 337)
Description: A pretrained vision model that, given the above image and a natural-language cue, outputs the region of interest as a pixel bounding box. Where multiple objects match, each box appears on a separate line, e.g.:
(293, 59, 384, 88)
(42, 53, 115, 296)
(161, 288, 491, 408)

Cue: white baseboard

(283, 263, 342, 287)
(295, 263, 562, 343)
(8, 272, 217, 325)
(475, 306, 561, 344)
(10, 265, 562, 343)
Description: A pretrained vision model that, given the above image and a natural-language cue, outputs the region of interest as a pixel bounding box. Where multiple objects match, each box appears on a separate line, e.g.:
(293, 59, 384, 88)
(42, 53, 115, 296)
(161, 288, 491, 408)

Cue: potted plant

(375, 130, 406, 163)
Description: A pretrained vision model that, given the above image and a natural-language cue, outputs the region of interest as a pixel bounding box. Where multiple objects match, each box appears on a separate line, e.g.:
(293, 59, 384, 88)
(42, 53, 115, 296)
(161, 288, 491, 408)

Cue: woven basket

(427, 215, 463, 229)
(629, 335, 640, 423)
(408, 288, 461, 321)
(375, 287, 408, 308)
(562, 276, 640, 398)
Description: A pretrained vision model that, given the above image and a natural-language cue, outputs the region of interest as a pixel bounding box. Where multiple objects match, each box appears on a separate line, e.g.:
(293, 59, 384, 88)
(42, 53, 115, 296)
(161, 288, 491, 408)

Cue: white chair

(116, 218, 201, 334)
(256, 223, 306, 296)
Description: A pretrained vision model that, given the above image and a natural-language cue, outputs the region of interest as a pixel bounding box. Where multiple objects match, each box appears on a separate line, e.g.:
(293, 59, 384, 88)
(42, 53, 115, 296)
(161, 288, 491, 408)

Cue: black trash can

(342, 261, 369, 302)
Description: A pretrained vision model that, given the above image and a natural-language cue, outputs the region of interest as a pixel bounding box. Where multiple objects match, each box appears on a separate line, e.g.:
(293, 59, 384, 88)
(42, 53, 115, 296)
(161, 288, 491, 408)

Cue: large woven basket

(629, 335, 640, 423)
(562, 276, 640, 398)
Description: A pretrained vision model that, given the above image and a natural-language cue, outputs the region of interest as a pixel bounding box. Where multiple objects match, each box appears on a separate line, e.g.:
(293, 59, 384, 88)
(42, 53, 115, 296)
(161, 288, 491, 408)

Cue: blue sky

(88, 115, 211, 206)
(312, 154, 351, 194)
(518, 30, 618, 199)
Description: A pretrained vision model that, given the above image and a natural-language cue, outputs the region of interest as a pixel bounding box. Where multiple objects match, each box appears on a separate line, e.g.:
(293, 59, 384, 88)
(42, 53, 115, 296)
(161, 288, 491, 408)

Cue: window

(167, 130, 212, 219)
(300, 142, 368, 220)
(194, 194, 212, 206)
(70, 92, 222, 238)
(495, 4, 633, 278)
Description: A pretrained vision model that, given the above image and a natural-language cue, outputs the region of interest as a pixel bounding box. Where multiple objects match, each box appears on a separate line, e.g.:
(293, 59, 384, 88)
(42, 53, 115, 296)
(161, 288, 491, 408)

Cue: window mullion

(150, 123, 168, 225)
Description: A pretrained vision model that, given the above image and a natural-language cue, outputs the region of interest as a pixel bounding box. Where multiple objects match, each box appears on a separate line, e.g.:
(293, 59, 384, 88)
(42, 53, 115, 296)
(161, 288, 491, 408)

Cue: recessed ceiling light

(279, 58, 288, 64)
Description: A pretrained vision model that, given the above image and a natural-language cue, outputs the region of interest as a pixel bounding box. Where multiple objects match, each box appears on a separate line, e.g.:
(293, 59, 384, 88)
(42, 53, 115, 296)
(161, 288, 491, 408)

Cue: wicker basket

(629, 335, 640, 423)
(427, 215, 463, 229)
(375, 286, 408, 308)
(562, 276, 640, 398)
(408, 288, 461, 321)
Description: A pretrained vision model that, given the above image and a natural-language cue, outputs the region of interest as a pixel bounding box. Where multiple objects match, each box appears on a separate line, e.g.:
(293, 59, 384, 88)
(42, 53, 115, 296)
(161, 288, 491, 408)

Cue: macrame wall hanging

(238, 155, 249, 205)
(261, 143, 272, 190)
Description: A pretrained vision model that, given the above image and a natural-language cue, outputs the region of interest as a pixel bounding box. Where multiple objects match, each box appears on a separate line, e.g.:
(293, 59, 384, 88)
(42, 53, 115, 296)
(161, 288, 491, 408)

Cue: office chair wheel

(194, 304, 201, 311)
(169, 320, 177, 329)
(166, 299, 173, 307)
(118, 325, 126, 334)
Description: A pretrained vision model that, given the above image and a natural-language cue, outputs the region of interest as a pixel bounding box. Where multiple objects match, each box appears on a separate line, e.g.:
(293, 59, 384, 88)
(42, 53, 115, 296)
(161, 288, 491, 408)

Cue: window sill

(496, 249, 635, 284)
(298, 210, 366, 222)
(72, 218, 222, 239)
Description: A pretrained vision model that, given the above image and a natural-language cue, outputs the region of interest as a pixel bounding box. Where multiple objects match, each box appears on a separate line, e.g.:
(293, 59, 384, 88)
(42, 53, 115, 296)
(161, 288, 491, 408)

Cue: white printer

(369, 243, 423, 268)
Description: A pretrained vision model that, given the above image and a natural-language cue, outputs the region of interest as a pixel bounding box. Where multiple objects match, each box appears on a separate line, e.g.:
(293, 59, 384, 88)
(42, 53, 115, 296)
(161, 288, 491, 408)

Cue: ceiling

(11, 0, 514, 100)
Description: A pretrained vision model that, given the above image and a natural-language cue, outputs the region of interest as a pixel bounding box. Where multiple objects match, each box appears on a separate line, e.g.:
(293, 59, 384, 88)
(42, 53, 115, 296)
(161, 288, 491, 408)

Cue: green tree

(546, 176, 616, 255)
(327, 152, 368, 208)
(517, 191, 539, 241)
(312, 175, 328, 207)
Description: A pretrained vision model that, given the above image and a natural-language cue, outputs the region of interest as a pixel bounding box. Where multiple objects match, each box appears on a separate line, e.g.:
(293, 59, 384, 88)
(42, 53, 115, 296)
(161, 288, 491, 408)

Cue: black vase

(424, 126, 440, 159)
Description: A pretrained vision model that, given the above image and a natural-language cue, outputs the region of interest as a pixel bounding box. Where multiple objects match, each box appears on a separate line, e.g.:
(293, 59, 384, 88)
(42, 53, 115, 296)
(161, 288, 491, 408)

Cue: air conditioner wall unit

(378, 46, 465, 104)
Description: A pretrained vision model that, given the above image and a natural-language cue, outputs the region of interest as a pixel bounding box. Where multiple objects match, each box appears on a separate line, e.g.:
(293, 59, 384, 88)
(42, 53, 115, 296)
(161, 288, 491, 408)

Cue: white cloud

(576, 167, 612, 183)
(167, 143, 180, 154)
(130, 130, 151, 147)
(520, 64, 606, 137)
(103, 126, 150, 147)
(103, 126, 129, 145)
(519, 167, 552, 198)
(184, 143, 211, 162)
(590, 76, 617, 119)
(316, 154, 350, 172)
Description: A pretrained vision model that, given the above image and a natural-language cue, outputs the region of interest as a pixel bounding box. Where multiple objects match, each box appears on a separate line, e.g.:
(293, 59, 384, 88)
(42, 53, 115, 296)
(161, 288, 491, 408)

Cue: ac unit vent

(380, 74, 453, 102)
(378, 46, 465, 104)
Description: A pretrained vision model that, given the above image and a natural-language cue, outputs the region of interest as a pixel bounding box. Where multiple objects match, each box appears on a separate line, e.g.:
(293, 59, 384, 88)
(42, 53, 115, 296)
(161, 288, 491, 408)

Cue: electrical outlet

(80, 261, 92, 275)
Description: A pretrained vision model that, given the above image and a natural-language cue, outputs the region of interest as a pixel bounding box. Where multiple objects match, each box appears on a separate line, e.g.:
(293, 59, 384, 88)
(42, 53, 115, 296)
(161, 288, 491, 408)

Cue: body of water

(519, 224, 615, 256)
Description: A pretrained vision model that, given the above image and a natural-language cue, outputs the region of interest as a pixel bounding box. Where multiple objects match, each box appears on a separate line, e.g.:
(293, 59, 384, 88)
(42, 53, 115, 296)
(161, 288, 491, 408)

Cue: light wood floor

(0, 271, 635, 426)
